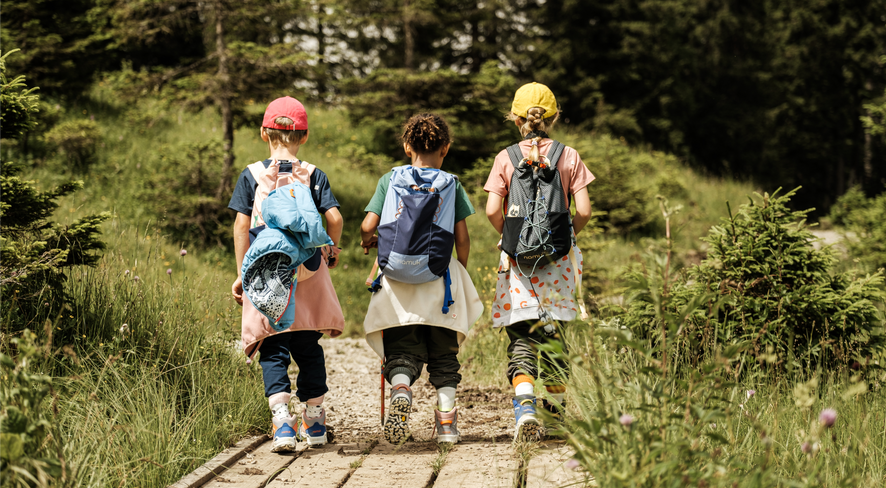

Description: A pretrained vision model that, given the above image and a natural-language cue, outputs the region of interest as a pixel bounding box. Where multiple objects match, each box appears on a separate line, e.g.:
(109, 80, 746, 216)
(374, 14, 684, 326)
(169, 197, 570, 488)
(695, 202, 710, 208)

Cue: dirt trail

(169, 338, 594, 488)
(322, 338, 513, 443)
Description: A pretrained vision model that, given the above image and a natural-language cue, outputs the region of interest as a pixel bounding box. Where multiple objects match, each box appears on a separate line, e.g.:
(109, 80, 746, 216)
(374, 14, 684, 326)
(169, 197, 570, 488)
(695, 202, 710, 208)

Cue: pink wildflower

(180, 249, 187, 256)
(819, 408, 837, 428)
(619, 414, 634, 427)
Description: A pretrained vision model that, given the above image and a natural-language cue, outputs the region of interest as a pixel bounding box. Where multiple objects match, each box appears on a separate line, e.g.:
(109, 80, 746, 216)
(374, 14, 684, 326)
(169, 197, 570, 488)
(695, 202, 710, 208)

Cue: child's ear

(440, 143, 451, 158)
(301, 130, 309, 145)
(260, 127, 269, 142)
(403, 142, 413, 159)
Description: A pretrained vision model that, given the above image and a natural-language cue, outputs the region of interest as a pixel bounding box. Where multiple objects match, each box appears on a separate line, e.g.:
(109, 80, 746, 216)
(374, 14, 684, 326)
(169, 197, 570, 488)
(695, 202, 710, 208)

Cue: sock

(305, 395, 324, 418)
(513, 374, 535, 397)
(269, 392, 291, 419)
(391, 373, 411, 387)
(271, 403, 290, 419)
(437, 387, 456, 412)
(546, 385, 566, 404)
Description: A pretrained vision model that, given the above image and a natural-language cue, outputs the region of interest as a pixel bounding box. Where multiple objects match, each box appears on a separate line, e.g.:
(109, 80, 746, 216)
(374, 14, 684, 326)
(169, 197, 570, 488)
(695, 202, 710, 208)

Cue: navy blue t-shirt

(227, 159, 340, 217)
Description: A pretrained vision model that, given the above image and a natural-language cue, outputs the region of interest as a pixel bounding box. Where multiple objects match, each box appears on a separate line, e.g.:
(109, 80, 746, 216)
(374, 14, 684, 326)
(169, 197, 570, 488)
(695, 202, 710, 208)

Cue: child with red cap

(228, 96, 345, 452)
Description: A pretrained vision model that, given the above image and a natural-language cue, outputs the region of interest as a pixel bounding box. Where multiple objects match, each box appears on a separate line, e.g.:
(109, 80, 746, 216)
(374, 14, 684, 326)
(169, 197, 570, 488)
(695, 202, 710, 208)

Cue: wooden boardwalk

(168, 437, 593, 488)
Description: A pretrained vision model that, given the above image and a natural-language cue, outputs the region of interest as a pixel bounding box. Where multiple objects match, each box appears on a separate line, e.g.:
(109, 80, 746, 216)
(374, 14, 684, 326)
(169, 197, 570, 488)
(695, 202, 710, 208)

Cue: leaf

(0, 433, 25, 461)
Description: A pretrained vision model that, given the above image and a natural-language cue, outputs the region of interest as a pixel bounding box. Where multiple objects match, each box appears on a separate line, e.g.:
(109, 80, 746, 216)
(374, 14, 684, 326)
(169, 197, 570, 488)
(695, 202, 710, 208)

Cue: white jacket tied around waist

(363, 259, 484, 359)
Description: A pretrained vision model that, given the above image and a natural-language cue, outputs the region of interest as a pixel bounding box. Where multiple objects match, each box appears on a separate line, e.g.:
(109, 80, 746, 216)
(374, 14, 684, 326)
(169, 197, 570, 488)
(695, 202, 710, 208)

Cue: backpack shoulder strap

(545, 140, 566, 170)
(246, 160, 267, 180)
(299, 160, 316, 177)
(505, 144, 524, 169)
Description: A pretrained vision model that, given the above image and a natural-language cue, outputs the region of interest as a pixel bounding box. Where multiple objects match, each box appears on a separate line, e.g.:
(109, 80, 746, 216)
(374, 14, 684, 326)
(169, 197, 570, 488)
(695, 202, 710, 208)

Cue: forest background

(2, 0, 886, 486)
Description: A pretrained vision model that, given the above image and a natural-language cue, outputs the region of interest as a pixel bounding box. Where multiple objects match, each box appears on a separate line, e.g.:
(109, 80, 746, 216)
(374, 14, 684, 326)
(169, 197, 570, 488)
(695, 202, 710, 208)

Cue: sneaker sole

(515, 418, 543, 441)
(384, 396, 411, 444)
(271, 438, 298, 452)
(302, 433, 327, 447)
(436, 433, 459, 444)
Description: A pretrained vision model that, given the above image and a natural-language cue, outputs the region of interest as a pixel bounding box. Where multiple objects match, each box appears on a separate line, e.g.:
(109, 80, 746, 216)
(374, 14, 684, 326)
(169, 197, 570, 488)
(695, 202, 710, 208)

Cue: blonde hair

(265, 116, 307, 147)
(507, 107, 559, 163)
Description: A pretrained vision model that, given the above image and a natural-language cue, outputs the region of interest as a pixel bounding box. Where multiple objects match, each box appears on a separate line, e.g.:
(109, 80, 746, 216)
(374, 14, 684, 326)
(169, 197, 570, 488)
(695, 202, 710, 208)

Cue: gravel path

(321, 338, 514, 443)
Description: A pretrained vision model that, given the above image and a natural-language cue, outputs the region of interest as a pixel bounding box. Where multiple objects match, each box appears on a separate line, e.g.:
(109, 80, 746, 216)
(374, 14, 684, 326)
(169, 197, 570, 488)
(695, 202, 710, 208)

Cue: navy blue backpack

(371, 165, 458, 313)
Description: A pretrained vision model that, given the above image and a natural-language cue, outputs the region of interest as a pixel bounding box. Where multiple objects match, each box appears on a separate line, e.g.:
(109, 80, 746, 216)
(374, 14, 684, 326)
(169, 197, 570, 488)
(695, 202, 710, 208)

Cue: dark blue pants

(258, 330, 328, 402)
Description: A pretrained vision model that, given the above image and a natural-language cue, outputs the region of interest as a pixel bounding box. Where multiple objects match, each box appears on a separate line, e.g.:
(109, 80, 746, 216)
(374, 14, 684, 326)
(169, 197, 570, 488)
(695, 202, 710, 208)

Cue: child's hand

(325, 245, 341, 269)
(231, 276, 243, 305)
(361, 235, 378, 255)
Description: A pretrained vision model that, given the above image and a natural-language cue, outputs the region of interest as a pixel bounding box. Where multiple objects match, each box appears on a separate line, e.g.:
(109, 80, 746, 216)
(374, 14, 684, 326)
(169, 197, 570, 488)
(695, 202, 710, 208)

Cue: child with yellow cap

(482, 82, 595, 440)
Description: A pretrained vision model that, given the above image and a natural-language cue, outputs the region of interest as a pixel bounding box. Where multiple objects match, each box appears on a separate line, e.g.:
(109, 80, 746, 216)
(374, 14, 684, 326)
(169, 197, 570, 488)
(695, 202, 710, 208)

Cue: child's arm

(231, 212, 250, 305)
(572, 187, 593, 235)
(360, 212, 380, 255)
(454, 219, 470, 268)
(324, 207, 343, 246)
(485, 193, 505, 234)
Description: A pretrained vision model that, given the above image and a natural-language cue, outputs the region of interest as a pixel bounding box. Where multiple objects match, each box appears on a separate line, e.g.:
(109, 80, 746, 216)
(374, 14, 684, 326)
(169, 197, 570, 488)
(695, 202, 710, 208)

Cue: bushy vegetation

(624, 189, 885, 371)
(141, 142, 233, 250)
(339, 61, 517, 170)
(43, 119, 101, 172)
(830, 187, 886, 273)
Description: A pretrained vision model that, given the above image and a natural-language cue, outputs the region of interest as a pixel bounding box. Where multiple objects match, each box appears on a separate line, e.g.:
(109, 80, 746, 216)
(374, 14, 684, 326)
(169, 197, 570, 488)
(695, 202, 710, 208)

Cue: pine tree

(100, 0, 316, 198)
(0, 50, 109, 331)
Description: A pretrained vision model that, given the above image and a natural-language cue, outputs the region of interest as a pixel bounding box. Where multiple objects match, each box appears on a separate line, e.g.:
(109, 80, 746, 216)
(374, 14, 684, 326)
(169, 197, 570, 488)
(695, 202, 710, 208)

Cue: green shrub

(0, 330, 68, 487)
(1, 51, 109, 335)
(624, 188, 886, 371)
(141, 142, 234, 250)
(44, 119, 101, 171)
(828, 186, 869, 227)
(830, 188, 886, 273)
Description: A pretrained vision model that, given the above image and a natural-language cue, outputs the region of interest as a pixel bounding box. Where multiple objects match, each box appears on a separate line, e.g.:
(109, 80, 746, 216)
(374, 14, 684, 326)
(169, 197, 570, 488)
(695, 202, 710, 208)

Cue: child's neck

(268, 142, 302, 162)
(410, 153, 443, 169)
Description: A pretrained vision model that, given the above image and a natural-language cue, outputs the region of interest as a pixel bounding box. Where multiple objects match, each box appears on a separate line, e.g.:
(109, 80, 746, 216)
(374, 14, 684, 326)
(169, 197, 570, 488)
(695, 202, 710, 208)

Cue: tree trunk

(317, 15, 327, 97)
(403, 0, 414, 70)
(863, 80, 873, 183)
(215, 1, 235, 201)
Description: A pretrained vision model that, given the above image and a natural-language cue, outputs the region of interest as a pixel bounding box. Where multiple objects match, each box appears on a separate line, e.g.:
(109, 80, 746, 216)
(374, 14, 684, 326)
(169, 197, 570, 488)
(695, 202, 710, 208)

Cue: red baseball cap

(262, 97, 308, 130)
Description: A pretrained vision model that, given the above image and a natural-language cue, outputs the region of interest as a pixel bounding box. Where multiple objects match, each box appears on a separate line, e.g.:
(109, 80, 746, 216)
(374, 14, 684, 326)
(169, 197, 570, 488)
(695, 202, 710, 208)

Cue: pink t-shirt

(483, 139, 595, 205)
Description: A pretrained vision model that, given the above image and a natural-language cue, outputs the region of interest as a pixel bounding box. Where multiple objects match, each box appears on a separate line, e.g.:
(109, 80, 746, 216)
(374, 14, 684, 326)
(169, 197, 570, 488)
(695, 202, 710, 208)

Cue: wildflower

(619, 414, 634, 427)
(133, 276, 140, 282)
(180, 249, 187, 256)
(124, 270, 130, 275)
(564, 459, 580, 471)
(167, 268, 173, 275)
(343, 264, 349, 270)
(819, 408, 837, 428)
(746, 390, 756, 399)
(801, 442, 812, 453)
(119, 323, 129, 334)
(44, 302, 49, 307)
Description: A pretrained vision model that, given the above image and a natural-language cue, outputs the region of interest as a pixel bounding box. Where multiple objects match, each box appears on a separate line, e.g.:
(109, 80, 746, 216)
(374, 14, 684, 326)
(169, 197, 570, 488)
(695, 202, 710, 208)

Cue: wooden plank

(167, 435, 268, 488)
(266, 443, 370, 488)
(526, 442, 594, 488)
(434, 442, 518, 488)
(201, 439, 306, 488)
(342, 442, 438, 488)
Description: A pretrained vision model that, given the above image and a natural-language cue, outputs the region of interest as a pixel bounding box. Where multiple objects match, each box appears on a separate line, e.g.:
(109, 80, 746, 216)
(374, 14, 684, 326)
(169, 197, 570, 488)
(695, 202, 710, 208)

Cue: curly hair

(401, 113, 451, 154)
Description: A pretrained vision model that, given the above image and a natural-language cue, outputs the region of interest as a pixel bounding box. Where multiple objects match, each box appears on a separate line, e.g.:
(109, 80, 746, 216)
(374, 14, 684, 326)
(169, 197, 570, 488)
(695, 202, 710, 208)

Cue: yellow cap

(510, 82, 558, 119)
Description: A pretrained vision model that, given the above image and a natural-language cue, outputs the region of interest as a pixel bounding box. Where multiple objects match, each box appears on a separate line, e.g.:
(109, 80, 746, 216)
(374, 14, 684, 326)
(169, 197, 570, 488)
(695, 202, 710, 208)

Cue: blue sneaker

(513, 394, 542, 441)
(297, 407, 328, 447)
(271, 416, 298, 452)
